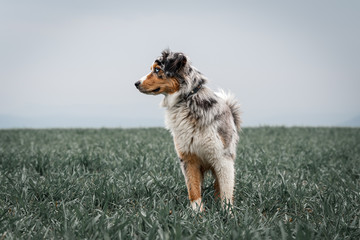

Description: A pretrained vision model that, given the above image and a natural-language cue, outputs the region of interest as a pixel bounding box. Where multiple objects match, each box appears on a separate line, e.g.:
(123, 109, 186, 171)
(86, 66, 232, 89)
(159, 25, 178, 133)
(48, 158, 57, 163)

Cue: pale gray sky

(1, 0, 359, 128)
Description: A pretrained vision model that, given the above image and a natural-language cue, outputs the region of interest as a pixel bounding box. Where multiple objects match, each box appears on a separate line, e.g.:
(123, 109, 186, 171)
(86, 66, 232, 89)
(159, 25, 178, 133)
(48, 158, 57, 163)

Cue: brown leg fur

(211, 168, 220, 199)
(185, 161, 202, 202)
(178, 152, 204, 211)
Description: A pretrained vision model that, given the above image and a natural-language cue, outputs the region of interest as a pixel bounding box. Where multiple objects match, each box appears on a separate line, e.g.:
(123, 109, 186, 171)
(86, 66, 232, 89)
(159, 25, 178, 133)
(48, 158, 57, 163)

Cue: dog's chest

(165, 106, 218, 158)
(165, 107, 197, 139)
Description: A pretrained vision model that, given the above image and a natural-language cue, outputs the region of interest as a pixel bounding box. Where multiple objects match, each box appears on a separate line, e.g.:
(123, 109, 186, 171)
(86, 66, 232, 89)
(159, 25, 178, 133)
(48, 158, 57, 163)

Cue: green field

(0, 127, 359, 239)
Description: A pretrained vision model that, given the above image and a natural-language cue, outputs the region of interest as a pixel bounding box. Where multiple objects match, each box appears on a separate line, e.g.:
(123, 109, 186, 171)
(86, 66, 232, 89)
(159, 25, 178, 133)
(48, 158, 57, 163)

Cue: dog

(135, 49, 241, 211)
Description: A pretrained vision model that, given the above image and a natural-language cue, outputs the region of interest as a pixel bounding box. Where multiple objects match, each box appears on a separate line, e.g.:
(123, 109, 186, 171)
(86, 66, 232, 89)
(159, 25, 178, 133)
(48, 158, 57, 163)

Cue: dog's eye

(154, 68, 160, 73)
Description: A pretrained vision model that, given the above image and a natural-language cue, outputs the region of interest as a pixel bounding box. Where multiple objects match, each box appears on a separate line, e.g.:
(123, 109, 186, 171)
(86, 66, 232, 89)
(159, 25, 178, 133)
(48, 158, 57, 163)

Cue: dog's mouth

(138, 87, 161, 95)
(152, 88, 161, 93)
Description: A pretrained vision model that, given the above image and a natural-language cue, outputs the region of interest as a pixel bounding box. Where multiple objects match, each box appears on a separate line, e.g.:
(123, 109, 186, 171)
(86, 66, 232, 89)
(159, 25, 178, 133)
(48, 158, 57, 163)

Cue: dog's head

(135, 49, 188, 95)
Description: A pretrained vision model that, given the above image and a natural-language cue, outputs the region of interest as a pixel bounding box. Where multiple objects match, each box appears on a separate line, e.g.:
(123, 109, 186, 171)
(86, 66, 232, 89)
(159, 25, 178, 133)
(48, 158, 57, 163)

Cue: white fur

(140, 72, 150, 83)
(191, 199, 204, 212)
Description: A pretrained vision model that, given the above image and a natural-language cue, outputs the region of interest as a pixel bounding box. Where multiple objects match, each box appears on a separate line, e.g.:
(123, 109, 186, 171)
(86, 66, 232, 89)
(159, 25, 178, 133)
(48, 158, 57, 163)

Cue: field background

(0, 127, 359, 239)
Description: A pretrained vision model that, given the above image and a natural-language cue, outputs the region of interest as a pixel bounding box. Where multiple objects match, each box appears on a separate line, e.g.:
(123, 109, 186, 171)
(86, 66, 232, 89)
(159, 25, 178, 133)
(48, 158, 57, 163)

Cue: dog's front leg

(179, 154, 204, 212)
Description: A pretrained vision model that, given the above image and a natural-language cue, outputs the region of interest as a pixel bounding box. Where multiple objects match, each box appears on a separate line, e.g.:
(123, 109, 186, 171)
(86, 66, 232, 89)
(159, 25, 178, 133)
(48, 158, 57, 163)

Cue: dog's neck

(184, 82, 203, 100)
(161, 83, 211, 110)
(161, 90, 184, 109)
(162, 66, 208, 109)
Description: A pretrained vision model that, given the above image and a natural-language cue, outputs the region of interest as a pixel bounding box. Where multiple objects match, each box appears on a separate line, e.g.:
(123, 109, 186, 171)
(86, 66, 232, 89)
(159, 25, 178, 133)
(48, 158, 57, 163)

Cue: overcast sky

(1, 0, 359, 128)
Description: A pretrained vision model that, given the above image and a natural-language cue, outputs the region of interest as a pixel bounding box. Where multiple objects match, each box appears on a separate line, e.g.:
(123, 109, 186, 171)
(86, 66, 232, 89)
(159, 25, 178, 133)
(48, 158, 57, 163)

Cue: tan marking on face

(138, 62, 180, 95)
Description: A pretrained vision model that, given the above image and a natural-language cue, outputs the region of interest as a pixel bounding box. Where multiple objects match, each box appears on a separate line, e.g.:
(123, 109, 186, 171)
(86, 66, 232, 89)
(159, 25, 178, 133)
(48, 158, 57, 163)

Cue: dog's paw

(191, 199, 204, 212)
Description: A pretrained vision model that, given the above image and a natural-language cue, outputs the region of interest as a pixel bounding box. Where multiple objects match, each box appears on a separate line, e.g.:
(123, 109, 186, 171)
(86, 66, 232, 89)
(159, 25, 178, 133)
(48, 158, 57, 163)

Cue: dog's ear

(161, 49, 170, 59)
(174, 53, 187, 70)
(168, 52, 187, 74)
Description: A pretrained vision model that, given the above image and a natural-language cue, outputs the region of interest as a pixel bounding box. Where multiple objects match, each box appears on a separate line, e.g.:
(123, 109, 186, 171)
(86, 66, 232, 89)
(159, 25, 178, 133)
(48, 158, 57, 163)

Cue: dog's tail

(216, 90, 242, 131)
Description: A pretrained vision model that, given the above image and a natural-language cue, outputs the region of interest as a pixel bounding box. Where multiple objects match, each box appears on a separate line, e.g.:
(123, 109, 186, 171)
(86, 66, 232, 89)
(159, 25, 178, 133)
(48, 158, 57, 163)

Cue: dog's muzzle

(135, 81, 141, 89)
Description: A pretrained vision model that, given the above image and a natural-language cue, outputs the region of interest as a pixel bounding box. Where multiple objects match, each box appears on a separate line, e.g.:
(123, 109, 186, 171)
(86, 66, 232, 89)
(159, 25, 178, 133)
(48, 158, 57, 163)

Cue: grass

(0, 127, 359, 239)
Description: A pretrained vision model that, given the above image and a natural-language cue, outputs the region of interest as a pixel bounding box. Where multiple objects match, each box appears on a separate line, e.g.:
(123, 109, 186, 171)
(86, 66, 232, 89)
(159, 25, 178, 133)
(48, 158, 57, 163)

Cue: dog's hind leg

(211, 168, 221, 199)
(214, 158, 235, 210)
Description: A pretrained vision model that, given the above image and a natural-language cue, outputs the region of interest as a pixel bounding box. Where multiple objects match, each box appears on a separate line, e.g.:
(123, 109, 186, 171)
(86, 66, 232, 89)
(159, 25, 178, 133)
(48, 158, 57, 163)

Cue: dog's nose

(135, 81, 141, 89)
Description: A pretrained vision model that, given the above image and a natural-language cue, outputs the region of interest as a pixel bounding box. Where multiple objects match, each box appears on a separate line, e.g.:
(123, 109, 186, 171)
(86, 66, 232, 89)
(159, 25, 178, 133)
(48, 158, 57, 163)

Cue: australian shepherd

(135, 49, 241, 212)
